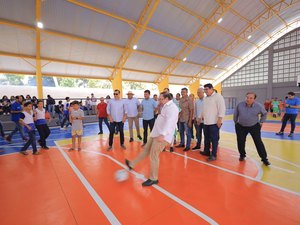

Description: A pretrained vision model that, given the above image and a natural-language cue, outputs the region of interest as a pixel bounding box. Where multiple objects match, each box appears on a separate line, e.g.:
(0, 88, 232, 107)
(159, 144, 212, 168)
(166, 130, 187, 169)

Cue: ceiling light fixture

(214, 65, 218, 68)
(133, 45, 138, 50)
(217, 18, 223, 23)
(37, 21, 44, 29)
(183, 57, 187, 61)
(247, 35, 252, 39)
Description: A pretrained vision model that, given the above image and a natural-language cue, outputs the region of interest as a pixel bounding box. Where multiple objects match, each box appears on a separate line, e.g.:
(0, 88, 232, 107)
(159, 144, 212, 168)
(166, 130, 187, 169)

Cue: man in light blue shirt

(276, 91, 300, 137)
(125, 91, 142, 142)
(141, 90, 157, 146)
(193, 88, 204, 151)
(107, 89, 127, 150)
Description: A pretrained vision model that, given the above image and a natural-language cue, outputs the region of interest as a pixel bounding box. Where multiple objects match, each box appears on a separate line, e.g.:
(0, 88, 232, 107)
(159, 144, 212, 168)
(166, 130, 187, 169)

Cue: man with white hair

(125, 91, 142, 142)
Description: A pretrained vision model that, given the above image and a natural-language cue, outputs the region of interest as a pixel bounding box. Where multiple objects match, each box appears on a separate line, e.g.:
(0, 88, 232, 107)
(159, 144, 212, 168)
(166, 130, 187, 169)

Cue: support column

(36, 0, 43, 99)
(111, 69, 123, 97)
(214, 83, 222, 94)
(267, 44, 274, 99)
(189, 79, 200, 96)
(157, 76, 169, 93)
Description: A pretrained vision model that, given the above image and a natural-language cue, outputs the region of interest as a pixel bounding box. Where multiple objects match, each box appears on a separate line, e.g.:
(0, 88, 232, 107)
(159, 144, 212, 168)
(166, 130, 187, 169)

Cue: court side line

(172, 152, 300, 197)
(82, 150, 219, 225)
(54, 142, 121, 225)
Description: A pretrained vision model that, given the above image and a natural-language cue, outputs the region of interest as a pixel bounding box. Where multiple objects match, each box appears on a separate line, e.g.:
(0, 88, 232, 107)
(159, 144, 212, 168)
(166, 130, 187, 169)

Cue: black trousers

(143, 118, 155, 144)
(235, 123, 268, 160)
(109, 122, 124, 146)
(36, 124, 51, 147)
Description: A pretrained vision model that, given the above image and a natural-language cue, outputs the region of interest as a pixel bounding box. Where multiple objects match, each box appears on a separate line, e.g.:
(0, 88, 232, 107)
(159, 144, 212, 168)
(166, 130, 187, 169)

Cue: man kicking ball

(125, 92, 179, 186)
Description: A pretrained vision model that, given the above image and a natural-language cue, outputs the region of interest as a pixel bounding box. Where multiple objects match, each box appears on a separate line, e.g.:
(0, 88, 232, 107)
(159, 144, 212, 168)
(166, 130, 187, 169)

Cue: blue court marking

(0, 121, 137, 155)
(221, 120, 300, 140)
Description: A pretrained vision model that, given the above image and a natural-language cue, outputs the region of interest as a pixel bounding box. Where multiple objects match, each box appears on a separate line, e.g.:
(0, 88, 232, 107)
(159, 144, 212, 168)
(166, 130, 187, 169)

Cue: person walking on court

(34, 100, 51, 149)
(276, 92, 300, 137)
(96, 97, 109, 134)
(19, 102, 39, 155)
(69, 101, 84, 151)
(91, 93, 97, 115)
(200, 83, 225, 161)
(6, 95, 27, 143)
(193, 87, 205, 151)
(125, 91, 142, 142)
(234, 92, 270, 166)
(141, 90, 157, 146)
(125, 92, 179, 186)
(107, 89, 127, 150)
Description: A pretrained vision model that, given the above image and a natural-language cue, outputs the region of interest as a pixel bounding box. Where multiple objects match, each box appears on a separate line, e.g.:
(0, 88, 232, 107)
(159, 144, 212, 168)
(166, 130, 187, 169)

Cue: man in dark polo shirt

(234, 92, 270, 166)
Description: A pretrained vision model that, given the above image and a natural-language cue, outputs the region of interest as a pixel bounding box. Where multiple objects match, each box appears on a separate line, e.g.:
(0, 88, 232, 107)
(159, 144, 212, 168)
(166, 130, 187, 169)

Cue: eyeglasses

(113, 93, 119, 95)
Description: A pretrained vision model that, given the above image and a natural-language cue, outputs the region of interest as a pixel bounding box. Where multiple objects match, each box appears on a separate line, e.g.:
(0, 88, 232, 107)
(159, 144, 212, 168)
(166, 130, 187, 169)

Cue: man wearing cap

(125, 91, 142, 142)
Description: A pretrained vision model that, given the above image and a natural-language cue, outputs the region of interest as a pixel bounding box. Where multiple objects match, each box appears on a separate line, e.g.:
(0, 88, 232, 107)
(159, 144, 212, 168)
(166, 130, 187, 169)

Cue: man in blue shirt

(141, 90, 157, 146)
(6, 96, 27, 142)
(276, 92, 300, 137)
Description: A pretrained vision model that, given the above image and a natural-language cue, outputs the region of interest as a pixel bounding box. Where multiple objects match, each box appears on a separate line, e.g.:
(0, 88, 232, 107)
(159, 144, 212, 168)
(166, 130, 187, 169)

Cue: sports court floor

(0, 114, 300, 225)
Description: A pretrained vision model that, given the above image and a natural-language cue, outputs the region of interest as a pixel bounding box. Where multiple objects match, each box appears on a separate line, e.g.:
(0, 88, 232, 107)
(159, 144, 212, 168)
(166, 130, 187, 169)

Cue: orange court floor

(0, 116, 300, 225)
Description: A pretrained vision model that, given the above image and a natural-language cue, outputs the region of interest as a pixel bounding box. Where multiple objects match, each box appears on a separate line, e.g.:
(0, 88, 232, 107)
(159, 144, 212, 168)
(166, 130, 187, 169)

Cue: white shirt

(35, 108, 45, 120)
(125, 98, 140, 117)
(150, 100, 179, 144)
(107, 99, 127, 122)
(201, 92, 226, 125)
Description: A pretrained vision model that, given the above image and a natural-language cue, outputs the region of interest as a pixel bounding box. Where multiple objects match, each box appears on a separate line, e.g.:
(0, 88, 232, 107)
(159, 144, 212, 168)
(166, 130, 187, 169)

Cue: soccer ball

(114, 169, 129, 182)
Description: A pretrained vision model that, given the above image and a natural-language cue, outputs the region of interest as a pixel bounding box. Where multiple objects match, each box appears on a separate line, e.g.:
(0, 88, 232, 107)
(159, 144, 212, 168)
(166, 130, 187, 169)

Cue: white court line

(82, 150, 219, 225)
(54, 142, 121, 225)
(172, 152, 300, 197)
(269, 165, 295, 174)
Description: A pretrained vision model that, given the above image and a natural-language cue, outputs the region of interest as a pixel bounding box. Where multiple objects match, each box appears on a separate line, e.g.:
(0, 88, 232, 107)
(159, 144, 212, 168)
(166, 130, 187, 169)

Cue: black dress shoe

(262, 159, 271, 166)
(125, 159, 133, 170)
(98, 131, 103, 135)
(239, 156, 245, 161)
(170, 147, 174, 152)
(137, 135, 142, 140)
(200, 151, 210, 156)
(142, 179, 158, 186)
(192, 146, 200, 151)
(183, 147, 190, 151)
(175, 144, 185, 148)
(129, 138, 134, 142)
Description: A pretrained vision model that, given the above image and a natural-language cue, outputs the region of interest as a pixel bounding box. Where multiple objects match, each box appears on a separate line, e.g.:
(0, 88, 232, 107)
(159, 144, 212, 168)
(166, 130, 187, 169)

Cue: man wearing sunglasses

(107, 90, 127, 150)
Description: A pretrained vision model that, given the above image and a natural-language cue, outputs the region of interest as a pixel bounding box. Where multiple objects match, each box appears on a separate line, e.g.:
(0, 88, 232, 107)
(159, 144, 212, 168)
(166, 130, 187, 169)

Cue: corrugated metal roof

(148, 0, 201, 40)
(82, 0, 148, 22)
(188, 47, 216, 65)
(0, 0, 35, 25)
(0, 25, 35, 55)
(137, 30, 184, 58)
(0, 0, 299, 86)
(0, 56, 36, 73)
(124, 53, 170, 73)
(200, 28, 233, 51)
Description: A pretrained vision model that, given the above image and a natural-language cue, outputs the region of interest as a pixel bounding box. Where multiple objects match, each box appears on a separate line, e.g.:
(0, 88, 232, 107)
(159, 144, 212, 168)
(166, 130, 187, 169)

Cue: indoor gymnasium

(0, 0, 300, 224)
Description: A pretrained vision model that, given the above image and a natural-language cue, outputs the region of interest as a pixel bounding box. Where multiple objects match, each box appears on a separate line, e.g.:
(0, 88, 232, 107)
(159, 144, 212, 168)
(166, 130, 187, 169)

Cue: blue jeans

(21, 130, 37, 153)
(179, 122, 191, 148)
(195, 122, 204, 147)
(8, 121, 26, 140)
(47, 104, 55, 118)
(280, 113, 298, 133)
(99, 117, 109, 133)
(203, 124, 220, 157)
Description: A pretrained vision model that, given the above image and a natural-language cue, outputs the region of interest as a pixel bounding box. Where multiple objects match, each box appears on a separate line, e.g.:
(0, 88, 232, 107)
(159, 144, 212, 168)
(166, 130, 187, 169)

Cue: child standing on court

(19, 102, 39, 155)
(34, 100, 51, 149)
(69, 101, 84, 151)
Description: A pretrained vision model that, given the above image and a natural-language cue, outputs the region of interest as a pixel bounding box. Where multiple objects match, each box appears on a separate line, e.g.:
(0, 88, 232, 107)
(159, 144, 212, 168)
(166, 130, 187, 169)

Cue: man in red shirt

(96, 97, 109, 134)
